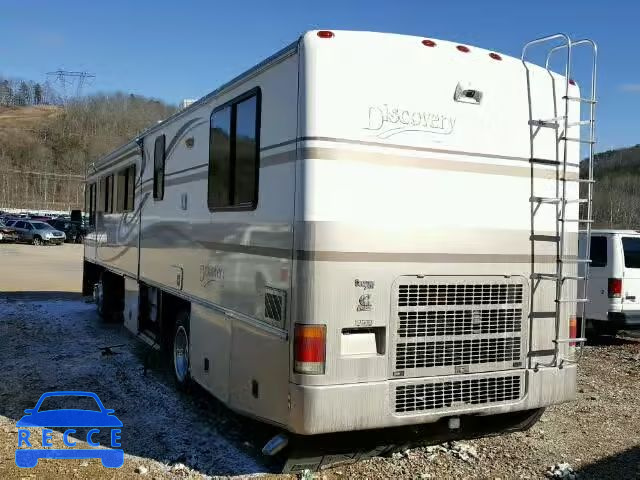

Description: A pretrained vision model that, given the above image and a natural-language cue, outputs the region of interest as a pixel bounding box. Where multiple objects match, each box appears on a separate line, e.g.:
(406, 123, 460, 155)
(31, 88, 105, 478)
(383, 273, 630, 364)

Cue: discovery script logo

(366, 104, 456, 139)
(15, 391, 123, 468)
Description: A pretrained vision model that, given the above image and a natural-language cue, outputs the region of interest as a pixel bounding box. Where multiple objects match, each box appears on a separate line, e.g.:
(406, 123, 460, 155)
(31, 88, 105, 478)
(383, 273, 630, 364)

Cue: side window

(89, 183, 96, 226)
(104, 174, 114, 213)
(622, 237, 640, 268)
(14, 221, 24, 229)
(25, 223, 33, 231)
(99, 178, 106, 212)
(208, 88, 260, 211)
(590, 236, 607, 268)
(116, 165, 136, 213)
(153, 135, 166, 201)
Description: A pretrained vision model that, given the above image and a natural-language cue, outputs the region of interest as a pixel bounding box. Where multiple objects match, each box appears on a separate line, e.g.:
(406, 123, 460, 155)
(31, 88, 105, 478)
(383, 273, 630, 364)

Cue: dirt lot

(0, 243, 82, 293)
(0, 244, 639, 479)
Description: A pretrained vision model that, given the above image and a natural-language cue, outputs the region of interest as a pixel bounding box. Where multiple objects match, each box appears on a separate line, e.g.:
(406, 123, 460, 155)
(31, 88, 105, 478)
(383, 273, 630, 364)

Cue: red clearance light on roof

(317, 30, 334, 39)
(489, 52, 502, 61)
(456, 45, 470, 53)
(569, 79, 576, 85)
(422, 39, 436, 47)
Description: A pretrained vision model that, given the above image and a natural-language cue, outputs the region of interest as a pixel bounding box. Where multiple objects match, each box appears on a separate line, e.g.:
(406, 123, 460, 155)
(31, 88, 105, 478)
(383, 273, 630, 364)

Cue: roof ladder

(522, 34, 598, 368)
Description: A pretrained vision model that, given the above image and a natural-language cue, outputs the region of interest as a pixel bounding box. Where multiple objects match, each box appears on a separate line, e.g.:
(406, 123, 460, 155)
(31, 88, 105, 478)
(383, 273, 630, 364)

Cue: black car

(46, 219, 87, 243)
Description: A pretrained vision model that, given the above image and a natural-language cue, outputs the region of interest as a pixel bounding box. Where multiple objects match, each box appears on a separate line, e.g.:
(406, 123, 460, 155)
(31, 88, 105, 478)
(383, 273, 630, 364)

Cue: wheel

(173, 310, 191, 390)
(32, 236, 42, 246)
(95, 272, 123, 322)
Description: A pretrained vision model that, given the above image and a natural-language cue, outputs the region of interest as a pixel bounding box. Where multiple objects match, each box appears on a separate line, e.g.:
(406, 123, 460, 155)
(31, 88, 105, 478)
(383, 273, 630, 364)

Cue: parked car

(11, 220, 66, 245)
(0, 220, 19, 243)
(579, 229, 640, 336)
(46, 219, 87, 243)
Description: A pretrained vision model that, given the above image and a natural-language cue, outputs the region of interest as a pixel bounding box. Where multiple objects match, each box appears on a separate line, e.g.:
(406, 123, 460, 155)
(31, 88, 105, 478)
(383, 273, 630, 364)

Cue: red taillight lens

(294, 324, 326, 374)
(608, 278, 622, 298)
(489, 52, 502, 61)
(569, 315, 578, 347)
(317, 30, 334, 39)
(422, 39, 436, 47)
(456, 45, 470, 53)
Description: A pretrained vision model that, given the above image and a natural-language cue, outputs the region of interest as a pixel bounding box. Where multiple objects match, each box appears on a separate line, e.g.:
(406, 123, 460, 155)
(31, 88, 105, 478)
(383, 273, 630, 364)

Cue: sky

(0, 0, 637, 150)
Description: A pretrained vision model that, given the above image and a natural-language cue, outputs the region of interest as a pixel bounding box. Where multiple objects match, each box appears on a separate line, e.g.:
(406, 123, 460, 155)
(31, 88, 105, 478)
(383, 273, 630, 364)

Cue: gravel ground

(0, 295, 638, 479)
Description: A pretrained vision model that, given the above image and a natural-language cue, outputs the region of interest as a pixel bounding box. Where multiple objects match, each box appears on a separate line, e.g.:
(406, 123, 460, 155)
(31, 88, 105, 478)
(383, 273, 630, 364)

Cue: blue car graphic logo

(15, 391, 123, 468)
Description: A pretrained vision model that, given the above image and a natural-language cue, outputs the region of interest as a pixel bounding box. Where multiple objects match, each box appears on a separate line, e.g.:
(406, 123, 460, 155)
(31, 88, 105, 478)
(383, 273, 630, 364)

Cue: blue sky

(1, 0, 636, 150)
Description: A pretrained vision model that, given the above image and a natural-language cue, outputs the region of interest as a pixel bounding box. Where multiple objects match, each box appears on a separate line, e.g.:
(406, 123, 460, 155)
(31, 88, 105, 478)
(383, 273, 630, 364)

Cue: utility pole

(46, 70, 96, 103)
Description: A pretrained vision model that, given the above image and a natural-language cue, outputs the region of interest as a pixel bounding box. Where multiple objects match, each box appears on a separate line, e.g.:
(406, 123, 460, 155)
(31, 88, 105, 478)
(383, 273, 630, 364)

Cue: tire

(173, 310, 191, 390)
(32, 236, 42, 246)
(95, 272, 123, 322)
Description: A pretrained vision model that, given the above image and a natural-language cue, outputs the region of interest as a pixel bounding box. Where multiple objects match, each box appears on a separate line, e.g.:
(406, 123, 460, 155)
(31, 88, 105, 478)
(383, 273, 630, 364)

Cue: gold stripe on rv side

(137, 146, 576, 194)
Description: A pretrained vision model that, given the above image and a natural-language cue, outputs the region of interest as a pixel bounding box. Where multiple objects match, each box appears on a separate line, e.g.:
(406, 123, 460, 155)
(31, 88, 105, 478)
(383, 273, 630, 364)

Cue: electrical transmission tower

(46, 70, 96, 103)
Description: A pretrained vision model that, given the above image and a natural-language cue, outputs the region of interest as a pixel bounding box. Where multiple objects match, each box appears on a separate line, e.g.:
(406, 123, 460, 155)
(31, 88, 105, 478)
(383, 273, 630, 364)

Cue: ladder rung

(562, 275, 585, 281)
(560, 178, 595, 184)
(532, 273, 558, 280)
(556, 298, 589, 303)
(559, 257, 591, 264)
(567, 120, 593, 127)
(554, 338, 587, 344)
(529, 120, 560, 129)
(560, 136, 596, 144)
(559, 218, 594, 223)
(530, 157, 561, 166)
(564, 198, 589, 204)
(530, 196, 561, 204)
(563, 96, 597, 104)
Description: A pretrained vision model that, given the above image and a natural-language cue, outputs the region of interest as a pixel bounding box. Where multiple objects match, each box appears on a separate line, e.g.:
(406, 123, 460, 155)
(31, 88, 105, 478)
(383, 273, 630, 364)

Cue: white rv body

(84, 31, 583, 436)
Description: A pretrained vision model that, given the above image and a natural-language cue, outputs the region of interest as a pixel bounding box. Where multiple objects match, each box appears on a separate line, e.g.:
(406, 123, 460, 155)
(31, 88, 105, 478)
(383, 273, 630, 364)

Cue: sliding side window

(153, 134, 166, 201)
(117, 165, 136, 212)
(101, 175, 114, 213)
(208, 88, 261, 211)
(85, 182, 96, 226)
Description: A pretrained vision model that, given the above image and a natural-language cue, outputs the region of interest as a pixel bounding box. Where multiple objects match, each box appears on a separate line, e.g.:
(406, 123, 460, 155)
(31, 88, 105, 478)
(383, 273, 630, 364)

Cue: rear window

(590, 236, 607, 268)
(622, 237, 640, 268)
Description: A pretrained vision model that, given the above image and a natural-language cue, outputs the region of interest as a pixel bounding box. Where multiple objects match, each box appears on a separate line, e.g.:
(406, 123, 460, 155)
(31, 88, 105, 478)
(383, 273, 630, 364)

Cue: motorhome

(83, 30, 597, 470)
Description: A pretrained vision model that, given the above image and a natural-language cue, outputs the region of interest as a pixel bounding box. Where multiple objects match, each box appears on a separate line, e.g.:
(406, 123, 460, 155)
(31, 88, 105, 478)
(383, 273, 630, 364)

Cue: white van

(580, 230, 640, 334)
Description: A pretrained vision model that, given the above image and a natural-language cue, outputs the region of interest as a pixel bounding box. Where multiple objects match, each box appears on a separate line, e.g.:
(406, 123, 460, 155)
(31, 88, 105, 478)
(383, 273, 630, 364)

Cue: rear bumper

(608, 311, 640, 329)
(288, 366, 575, 435)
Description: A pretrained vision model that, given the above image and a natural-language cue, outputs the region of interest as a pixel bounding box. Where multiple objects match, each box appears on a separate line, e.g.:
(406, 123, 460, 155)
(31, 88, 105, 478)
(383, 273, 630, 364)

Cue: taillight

(294, 324, 326, 374)
(608, 278, 622, 298)
(569, 315, 578, 347)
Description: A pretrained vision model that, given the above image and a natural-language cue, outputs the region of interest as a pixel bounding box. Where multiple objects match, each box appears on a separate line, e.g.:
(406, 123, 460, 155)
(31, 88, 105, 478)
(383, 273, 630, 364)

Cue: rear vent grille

(398, 309, 522, 338)
(395, 337, 521, 370)
(394, 375, 522, 414)
(264, 286, 286, 327)
(398, 284, 523, 307)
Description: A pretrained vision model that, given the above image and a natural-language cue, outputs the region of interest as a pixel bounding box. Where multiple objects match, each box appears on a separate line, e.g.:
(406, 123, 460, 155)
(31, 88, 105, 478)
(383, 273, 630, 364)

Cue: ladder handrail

(522, 33, 597, 368)
(521, 33, 572, 60)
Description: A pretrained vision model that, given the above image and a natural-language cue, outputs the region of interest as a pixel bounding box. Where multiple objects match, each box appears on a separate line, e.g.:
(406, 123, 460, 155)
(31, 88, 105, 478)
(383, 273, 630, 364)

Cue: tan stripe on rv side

(137, 147, 576, 192)
(301, 147, 577, 180)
